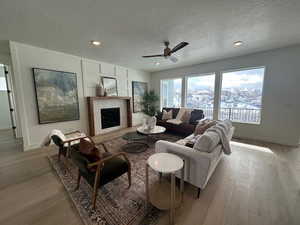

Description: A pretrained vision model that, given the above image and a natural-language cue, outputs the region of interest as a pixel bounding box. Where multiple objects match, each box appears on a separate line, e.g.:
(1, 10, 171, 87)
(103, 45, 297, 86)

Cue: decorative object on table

(132, 81, 148, 112)
(48, 135, 184, 225)
(145, 152, 184, 225)
(32, 68, 80, 124)
(96, 78, 105, 96)
(140, 90, 159, 130)
(101, 76, 118, 96)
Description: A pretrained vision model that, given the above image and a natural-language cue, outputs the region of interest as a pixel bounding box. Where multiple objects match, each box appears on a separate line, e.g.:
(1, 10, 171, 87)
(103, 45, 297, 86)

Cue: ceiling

(1, 0, 300, 72)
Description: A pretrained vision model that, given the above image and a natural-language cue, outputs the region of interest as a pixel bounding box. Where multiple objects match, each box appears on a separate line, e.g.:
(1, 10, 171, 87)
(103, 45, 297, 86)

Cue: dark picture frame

(32, 68, 80, 124)
(101, 76, 118, 96)
(132, 81, 148, 113)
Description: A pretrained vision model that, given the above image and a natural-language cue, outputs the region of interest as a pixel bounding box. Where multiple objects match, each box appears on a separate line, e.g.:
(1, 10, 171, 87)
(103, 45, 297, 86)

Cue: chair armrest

(64, 130, 81, 135)
(96, 142, 109, 153)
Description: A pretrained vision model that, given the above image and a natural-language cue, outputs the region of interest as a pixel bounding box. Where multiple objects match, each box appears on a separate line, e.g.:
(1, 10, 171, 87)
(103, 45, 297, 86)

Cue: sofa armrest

(155, 140, 215, 172)
(156, 140, 218, 188)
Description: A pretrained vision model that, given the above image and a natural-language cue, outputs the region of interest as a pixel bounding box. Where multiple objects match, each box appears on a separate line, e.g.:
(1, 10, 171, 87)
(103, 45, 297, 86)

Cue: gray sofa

(155, 123, 234, 197)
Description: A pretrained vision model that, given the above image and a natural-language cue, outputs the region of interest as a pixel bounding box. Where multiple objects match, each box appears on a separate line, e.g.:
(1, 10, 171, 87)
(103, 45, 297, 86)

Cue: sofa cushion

(189, 109, 204, 124)
(193, 131, 220, 153)
(166, 119, 183, 125)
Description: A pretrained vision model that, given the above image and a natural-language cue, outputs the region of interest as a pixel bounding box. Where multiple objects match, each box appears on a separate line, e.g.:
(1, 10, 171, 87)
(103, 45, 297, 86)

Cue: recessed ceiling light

(234, 41, 243, 47)
(90, 40, 101, 46)
(154, 62, 160, 66)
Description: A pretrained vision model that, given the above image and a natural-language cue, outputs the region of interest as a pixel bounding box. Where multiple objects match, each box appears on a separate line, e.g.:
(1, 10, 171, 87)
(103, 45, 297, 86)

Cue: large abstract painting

(33, 68, 80, 124)
(132, 81, 148, 113)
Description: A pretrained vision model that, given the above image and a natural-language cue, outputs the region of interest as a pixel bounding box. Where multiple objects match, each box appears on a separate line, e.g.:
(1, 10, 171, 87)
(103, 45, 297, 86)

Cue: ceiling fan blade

(142, 54, 164, 58)
(171, 42, 189, 53)
(169, 55, 178, 63)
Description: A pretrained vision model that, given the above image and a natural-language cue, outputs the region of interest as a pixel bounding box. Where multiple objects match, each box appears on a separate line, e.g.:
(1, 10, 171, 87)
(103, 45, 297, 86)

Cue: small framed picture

(101, 77, 118, 96)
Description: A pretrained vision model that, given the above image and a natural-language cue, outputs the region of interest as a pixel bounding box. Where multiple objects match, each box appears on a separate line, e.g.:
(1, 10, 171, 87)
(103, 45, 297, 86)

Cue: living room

(0, 1, 300, 225)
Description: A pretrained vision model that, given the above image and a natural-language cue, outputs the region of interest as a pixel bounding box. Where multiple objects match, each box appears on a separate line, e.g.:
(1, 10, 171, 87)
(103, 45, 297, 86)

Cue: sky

(162, 67, 265, 92)
(188, 68, 265, 90)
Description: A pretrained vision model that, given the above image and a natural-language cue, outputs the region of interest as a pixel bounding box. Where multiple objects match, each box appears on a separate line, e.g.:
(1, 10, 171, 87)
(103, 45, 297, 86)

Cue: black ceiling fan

(142, 41, 189, 63)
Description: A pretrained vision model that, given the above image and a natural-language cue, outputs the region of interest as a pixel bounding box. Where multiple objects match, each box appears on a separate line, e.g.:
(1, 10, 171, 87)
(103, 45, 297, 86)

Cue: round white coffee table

(145, 153, 184, 225)
(137, 125, 166, 135)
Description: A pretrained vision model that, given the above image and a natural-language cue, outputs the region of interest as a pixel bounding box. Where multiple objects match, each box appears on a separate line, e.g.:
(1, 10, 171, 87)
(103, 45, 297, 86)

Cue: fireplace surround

(87, 96, 132, 135)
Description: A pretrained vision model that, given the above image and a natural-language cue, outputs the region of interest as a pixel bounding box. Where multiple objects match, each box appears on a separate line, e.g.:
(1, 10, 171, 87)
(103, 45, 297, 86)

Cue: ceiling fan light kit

(142, 41, 189, 63)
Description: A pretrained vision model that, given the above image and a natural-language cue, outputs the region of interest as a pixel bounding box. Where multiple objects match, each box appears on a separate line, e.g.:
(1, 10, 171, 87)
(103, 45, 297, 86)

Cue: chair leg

(92, 167, 101, 209)
(127, 166, 131, 189)
(75, 169, 81, 190)
(197, 188, 201, 199)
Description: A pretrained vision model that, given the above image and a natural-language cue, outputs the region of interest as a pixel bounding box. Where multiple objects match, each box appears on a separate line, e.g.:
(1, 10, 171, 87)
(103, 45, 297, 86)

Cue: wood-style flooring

(0, 128, 299, 225)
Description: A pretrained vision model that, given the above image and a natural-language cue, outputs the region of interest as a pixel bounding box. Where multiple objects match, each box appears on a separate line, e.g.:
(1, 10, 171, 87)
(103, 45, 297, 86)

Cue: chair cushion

(71, 150, 129, 187)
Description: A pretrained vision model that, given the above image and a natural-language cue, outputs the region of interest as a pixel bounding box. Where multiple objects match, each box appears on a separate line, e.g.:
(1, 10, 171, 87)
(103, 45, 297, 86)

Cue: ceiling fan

(142, 41, 189, 63)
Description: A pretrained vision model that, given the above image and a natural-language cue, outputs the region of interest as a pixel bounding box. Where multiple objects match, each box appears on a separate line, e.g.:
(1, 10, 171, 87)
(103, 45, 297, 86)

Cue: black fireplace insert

(101, 107, 121, 129)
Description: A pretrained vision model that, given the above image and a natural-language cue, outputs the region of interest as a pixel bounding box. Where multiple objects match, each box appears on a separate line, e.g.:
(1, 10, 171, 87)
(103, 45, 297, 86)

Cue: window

(161, 78, 182, 107)
(186, 74, 215, 118)
(220, 67, 265, 124)
(0, 77, 7, 91)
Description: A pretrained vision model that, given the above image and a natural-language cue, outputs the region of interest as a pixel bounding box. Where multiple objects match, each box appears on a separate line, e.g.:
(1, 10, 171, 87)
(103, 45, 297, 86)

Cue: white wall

(151, 45, 300, 146)
(81, 59, 151, 126)
(0, 67, 11, 130)
(9, 41, 151, 150)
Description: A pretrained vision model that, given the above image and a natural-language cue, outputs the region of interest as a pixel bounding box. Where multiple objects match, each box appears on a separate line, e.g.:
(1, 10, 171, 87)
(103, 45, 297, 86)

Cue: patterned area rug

(49, 133, 181, 225)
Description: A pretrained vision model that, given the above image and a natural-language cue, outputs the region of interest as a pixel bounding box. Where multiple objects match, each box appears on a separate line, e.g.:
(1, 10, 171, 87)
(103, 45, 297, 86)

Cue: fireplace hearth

(101, 107, 120, 129)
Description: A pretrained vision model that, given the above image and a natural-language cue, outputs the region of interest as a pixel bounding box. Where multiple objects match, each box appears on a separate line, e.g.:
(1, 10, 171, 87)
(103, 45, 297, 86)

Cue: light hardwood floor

(0, 128, 299, 225)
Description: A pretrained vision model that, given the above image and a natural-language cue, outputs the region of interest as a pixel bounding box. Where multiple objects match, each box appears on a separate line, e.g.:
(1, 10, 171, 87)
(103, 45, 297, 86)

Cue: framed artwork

(102, 76, 118, 96)
(132, 81, 148, 113)
(32, 68, 80, 124)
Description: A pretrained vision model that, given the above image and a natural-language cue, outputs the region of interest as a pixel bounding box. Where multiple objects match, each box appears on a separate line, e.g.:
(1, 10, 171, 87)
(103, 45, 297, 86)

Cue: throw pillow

(189, 109, 204, 124)
(175, 108, 186, 121)
(181, 110, 192, 123)
(162, 109, 173, 120)
(194, 120, 217, 135)
(193, 131, 220, 153)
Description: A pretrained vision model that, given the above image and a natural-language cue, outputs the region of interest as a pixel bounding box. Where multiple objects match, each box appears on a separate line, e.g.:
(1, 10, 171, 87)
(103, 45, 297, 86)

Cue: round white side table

(145, 153, 184, 225)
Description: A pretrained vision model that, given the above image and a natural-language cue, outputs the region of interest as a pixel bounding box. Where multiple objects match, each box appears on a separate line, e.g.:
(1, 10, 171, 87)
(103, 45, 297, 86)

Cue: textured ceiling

(1, 0, 300, 72)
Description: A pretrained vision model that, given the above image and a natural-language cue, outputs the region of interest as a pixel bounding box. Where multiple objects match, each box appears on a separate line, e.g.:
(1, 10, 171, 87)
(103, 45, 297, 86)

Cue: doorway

(0, 64, 21, 153)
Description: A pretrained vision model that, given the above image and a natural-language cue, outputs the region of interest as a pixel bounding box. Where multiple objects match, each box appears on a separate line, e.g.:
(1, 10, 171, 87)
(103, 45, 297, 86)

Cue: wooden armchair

(51, 130, 86, 160)
(70, 137, 131, 209)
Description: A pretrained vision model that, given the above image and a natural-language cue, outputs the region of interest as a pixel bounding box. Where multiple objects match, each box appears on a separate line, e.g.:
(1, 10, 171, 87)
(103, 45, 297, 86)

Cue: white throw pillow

(162, 109, 172, 120)
(175, 108, 186, 121)
(193, 131, 220, 153)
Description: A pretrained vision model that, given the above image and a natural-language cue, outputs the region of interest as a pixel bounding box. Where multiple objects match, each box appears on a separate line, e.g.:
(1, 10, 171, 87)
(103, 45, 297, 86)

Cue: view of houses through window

(186, 74, 215, 119)
(219, 67, 265, 123)
(160, 67, 265, 124)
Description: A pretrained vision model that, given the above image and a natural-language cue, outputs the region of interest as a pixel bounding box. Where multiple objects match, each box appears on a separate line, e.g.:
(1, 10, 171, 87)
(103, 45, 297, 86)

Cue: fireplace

(101, 107, 120, 129)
